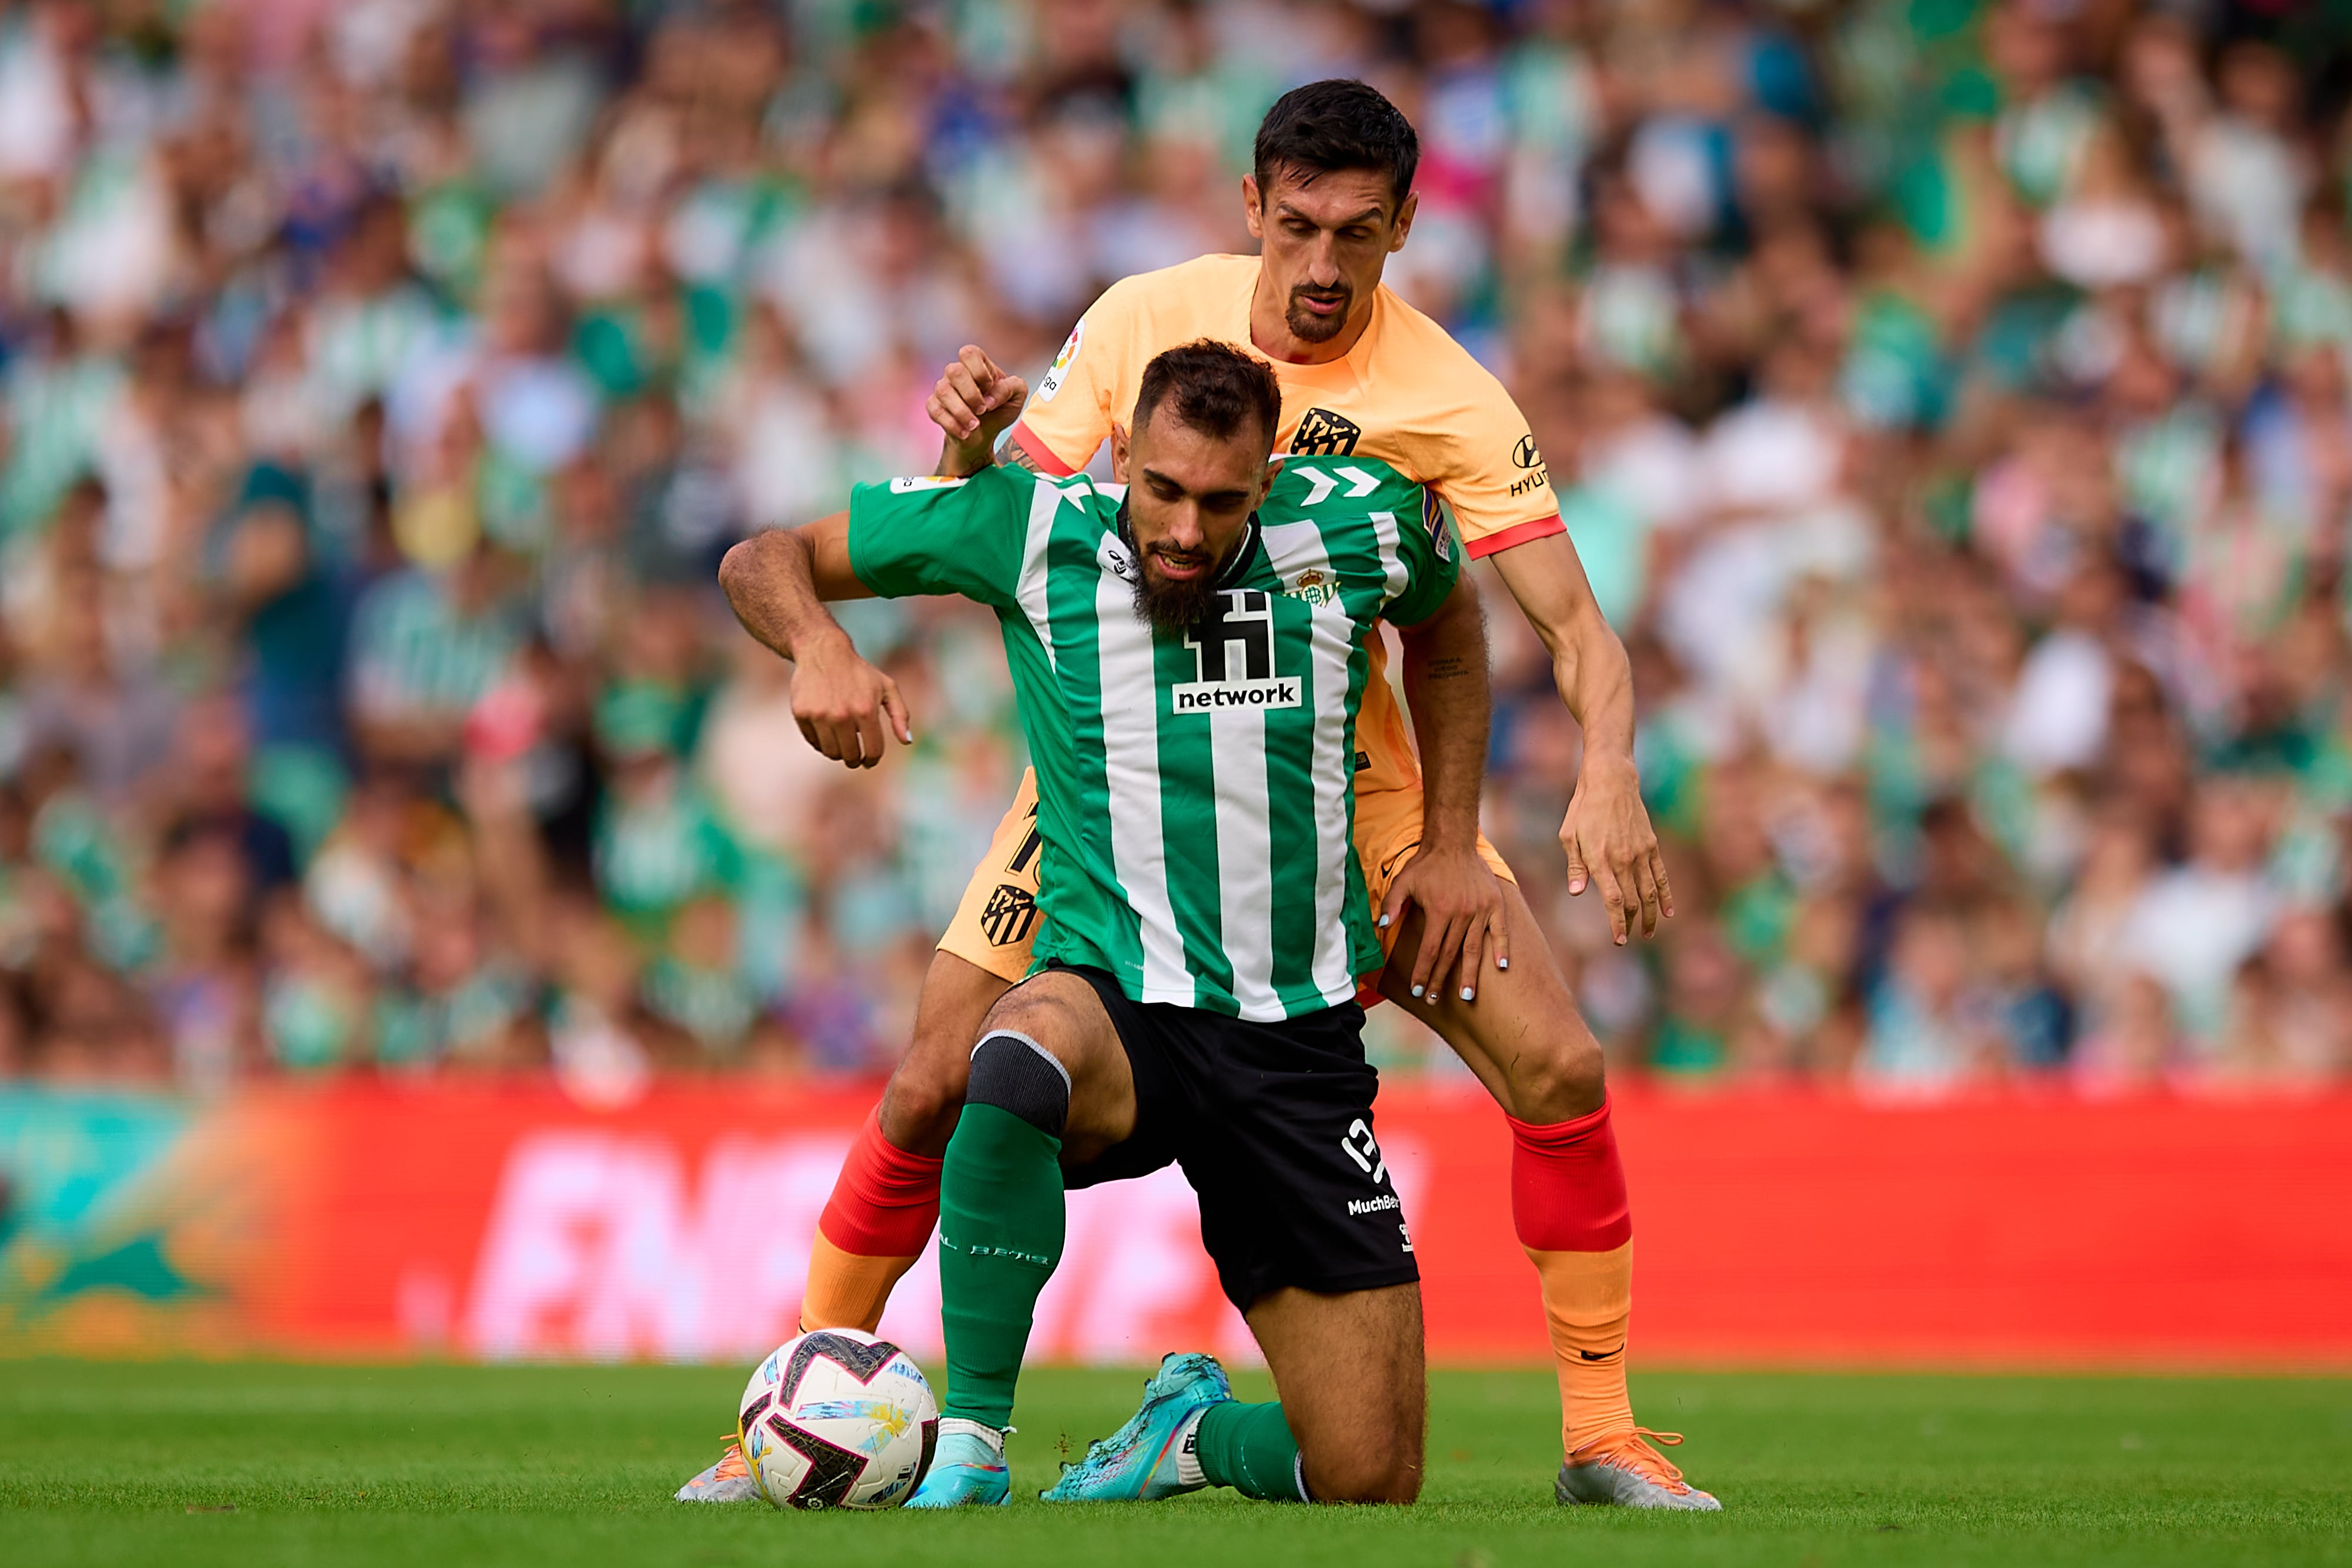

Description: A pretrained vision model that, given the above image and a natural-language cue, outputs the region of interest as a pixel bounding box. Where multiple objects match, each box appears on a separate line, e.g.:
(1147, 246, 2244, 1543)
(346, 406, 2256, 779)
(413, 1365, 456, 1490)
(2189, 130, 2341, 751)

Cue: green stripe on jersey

(847, 459, 1455, 1021)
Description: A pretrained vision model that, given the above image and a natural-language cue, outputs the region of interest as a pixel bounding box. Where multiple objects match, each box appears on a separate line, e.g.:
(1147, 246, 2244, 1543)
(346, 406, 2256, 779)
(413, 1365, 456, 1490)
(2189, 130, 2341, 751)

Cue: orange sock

(799, 1111, 943, 1333)
(801, 1234, 922, 1334)
(1508, 1101, 1638, 1455)
(1525, 1241, 1636, 1452)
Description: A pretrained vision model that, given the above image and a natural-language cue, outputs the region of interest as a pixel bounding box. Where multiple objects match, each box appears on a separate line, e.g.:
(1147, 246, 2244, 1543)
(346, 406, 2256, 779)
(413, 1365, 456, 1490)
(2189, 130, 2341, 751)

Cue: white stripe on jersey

(1092, 563, 1194, 1004)
(1368, 510, 1410, 609)
(1262, 520, 1361, 1005)
(1209, 698, 1279, 1019)
(1017, 479, 1063, 672)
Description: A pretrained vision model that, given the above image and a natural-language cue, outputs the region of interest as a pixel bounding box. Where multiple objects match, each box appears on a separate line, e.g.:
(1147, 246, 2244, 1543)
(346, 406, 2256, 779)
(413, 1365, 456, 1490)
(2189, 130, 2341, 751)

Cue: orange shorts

(936, 768, 1516, 987)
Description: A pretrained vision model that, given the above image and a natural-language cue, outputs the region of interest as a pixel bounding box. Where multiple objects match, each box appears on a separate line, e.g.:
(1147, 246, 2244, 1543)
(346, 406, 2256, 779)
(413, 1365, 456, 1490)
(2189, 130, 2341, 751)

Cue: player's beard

(1131, 549, 1226, 632)
(1285, 279, 1354, 343)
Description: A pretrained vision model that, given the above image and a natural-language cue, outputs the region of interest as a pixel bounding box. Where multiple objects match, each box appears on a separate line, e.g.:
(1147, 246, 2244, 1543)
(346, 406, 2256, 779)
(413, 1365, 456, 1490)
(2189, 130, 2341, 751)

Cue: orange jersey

(1011, 253, 1565, 801)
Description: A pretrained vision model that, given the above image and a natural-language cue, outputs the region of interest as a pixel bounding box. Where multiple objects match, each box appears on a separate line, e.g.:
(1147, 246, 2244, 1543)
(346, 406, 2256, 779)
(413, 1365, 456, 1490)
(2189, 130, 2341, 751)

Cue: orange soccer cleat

(674, 1435, 762, 1504)
(1555, 1428, 1722, 1511)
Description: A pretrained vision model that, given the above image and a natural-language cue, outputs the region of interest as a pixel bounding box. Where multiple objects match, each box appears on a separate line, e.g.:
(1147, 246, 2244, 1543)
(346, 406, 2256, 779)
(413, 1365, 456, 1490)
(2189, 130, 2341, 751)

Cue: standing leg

(1384, 878, 1716, 1507)
(801, 951, 1010, 1332)
(801, 774, 1042, 1332)
(910, 971, 1138, 1506)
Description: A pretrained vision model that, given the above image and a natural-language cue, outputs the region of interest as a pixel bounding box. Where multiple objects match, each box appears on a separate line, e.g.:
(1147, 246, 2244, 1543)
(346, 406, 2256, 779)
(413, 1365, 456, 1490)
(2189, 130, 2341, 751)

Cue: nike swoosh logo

(1578, 1346, 1624, 1362)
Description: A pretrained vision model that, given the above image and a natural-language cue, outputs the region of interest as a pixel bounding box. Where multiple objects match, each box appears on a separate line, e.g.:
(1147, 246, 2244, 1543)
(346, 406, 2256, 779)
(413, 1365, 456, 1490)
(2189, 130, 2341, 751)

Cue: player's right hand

(928, 345, 1028, 477)
(791, 633, 912, 769)
(1378, 843, 1509, 1005)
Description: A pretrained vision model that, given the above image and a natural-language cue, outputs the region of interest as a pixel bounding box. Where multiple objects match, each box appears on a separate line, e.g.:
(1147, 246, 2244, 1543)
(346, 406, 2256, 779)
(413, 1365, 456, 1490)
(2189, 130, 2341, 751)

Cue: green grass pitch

(2, 1359, 2346, 1566)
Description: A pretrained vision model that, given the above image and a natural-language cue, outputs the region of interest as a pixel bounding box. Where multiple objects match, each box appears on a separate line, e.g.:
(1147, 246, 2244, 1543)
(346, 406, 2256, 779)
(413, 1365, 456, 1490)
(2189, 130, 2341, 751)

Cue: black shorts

(1050, 962, 1420, 1315)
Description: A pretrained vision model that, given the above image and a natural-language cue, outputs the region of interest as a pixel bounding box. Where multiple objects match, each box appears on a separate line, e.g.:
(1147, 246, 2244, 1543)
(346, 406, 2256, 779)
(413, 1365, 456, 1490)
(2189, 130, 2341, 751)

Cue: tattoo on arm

(997, 440, 1044, 474)
(1424, 655, 1475, 681)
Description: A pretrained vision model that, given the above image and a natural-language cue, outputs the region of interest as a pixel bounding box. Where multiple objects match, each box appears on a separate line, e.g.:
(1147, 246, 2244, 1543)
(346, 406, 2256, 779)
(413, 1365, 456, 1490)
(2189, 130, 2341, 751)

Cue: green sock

(937, 1102, 1065, 1428)
(1195, 1400, 1307, 1502)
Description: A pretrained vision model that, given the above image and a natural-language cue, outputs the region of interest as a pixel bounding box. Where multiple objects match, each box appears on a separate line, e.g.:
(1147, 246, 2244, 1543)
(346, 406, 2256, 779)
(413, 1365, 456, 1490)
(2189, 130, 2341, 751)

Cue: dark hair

(1132, 339, 1282, 454)
(1254, 78, 1419, 208)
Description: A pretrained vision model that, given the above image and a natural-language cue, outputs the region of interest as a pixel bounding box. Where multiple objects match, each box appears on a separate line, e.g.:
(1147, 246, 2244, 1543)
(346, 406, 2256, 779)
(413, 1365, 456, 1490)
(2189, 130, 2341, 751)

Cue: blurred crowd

(0, 0, 2348, 1099)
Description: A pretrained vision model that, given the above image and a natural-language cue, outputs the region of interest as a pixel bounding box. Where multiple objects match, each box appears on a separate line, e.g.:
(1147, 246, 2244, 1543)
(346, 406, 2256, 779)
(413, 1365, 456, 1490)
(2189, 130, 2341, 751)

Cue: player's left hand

(1560, 750, 1672, 944)
(1379, 843, 1509, 1004)
(927, 345, 1028, 477)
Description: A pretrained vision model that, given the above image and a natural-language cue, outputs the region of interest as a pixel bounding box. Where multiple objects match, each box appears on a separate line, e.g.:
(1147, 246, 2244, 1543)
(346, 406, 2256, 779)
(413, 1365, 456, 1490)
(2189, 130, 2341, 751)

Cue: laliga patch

(1033, 318, 1085, 405)
(888, 476, 967, 492)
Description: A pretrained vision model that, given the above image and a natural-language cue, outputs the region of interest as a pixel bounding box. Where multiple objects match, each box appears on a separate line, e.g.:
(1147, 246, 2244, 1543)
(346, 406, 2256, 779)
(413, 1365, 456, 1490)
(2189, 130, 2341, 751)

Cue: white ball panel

(736, 1329, 940, 1510)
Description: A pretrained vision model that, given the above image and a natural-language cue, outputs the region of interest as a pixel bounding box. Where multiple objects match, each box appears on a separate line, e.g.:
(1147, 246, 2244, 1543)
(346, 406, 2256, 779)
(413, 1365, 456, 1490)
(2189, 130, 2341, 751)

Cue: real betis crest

(1284, 567, 1340, 607)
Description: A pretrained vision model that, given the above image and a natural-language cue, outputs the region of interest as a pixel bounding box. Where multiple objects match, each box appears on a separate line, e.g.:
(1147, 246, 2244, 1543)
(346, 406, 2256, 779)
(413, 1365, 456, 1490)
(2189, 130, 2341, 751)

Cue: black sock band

(967, 1031, 1071, 1136)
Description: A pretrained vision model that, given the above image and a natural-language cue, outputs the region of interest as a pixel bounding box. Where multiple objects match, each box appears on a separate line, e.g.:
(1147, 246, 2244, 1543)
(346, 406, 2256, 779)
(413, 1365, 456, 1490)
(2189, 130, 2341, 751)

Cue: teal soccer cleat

(904, 1419, 1011, 1507)
(1041, 1353, 1234, 1502)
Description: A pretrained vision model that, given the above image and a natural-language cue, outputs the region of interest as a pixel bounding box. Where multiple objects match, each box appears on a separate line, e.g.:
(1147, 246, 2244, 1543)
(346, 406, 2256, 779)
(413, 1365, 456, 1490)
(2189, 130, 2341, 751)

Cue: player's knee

(885, 957, 1014, 1151)
(1379, 1459, 1425, 1505)
(1305, 1444, 1422, 1505)
(1508, 1027, 1606, 1123)
(964, 1002, 1076, 1136)
(877, 1050, 965, 1152)
(977, 986, 1083, 1060)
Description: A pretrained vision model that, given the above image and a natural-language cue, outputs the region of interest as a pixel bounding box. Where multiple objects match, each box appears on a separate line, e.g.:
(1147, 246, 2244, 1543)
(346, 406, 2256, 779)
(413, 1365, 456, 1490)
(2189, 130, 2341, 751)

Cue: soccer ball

(737, 1329, 940, 1510)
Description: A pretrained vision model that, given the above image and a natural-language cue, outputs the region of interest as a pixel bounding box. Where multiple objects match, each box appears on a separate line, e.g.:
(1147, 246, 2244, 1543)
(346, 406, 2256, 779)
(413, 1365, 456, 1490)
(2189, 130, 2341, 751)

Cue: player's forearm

(935, 429, 1045, 479)
(1553, 626, 1638, 775)
(1491, 534, 1638, 771)
(1398, 578, 1492, 854)
(719, 524, 854, 663)
(933, 433, 993, 479)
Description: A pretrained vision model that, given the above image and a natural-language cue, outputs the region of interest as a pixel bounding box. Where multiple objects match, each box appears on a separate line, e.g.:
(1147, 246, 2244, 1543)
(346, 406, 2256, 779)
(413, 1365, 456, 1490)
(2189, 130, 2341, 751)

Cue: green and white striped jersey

(848, 462, 1458, 1021)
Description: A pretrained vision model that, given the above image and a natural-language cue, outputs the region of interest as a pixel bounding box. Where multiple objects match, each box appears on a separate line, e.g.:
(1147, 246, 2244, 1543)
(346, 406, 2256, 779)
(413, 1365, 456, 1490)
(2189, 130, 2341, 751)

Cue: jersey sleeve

(1005, 275, 1147, 477)
(1381, 495, 1463, 626)
(1430, 366, 1567, 560)
(846, 467, 1034, 607)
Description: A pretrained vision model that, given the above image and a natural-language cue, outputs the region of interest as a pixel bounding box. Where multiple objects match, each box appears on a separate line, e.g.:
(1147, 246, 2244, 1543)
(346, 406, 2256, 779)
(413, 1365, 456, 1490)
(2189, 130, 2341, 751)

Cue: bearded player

(722, 340, 1494, 1505)
(680, 80, 1712, 1510)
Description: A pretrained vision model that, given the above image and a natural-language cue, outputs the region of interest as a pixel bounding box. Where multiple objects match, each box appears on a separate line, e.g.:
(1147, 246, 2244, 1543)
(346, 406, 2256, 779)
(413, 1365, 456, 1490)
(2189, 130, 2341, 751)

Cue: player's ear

(1389, 189, 1418, 252)
(1109, 421, 1130, 483)
(1242, 174, 1265, 240)
(1259, 457, 1284, 503)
